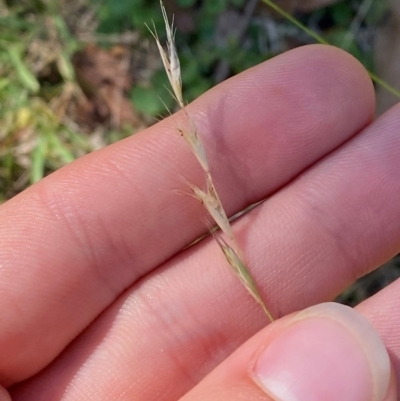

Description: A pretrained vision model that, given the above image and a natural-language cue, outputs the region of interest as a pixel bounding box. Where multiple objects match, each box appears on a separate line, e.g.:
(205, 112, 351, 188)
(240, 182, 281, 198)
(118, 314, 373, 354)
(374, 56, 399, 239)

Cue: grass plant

(0, 1, 92, 200)
(2, 0, 400, 202)
(260, 0, 400, 99)
(150, 1, 274, 323)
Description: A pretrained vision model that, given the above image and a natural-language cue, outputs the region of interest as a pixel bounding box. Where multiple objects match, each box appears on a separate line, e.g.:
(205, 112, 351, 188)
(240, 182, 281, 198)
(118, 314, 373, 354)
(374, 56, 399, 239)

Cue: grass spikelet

(178, 123, 209, 173)
(146, 2, 184, 108)
(215, 236, 275, 323)
(189, 182, 233, 241)
(153, 0, 274, 323)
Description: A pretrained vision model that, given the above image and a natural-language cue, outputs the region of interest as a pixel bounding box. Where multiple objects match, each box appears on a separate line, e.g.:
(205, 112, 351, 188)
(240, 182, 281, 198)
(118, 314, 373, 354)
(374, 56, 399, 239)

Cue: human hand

(1, 45, 399, 400)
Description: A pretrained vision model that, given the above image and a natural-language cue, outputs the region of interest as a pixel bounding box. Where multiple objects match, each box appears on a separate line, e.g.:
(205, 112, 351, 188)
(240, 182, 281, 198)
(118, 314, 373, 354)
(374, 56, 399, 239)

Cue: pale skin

(1, 45, 399, 400)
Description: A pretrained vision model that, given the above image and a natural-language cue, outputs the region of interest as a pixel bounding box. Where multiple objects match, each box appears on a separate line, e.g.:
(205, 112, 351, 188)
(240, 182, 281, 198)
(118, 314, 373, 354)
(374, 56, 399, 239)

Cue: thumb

(0, 387, 10, 401)
(181, 302, 396, 401)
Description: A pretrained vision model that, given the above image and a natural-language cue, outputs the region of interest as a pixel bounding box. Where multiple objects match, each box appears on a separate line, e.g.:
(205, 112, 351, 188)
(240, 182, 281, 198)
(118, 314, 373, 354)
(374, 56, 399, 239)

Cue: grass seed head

(178, 125, 209, 173)
(215, 236, 274, 323)
(190, 183, 233, 240)
(153, 1, 273, 323)
(145, 2, 183, 108)
(149, 0, 184, 108)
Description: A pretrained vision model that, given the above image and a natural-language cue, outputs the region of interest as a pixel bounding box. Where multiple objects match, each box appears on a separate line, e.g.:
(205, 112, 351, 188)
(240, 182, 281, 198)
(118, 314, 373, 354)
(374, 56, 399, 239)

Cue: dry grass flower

(150, 0, 274, 323)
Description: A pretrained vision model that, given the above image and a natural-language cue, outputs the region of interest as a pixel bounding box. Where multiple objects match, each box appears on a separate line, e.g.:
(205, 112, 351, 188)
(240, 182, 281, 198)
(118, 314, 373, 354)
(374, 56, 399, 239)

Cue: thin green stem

(369, 71, 400, 98)
(261, 0, 329, 45)
(260, 0, 400, 98)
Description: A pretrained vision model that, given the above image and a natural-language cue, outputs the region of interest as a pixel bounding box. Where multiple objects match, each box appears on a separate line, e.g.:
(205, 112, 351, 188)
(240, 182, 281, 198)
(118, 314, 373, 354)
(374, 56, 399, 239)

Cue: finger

(180, 303, 396, 401)
(11, 103, 400, 401)
(356, 278, 400, 386)
(0, 387, 11, 401)
(0, 45, 374, 384)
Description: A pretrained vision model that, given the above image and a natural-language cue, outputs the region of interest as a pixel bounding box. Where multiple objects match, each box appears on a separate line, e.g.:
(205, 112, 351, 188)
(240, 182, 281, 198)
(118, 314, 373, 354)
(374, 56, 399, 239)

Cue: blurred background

(0, 0, 399, 304)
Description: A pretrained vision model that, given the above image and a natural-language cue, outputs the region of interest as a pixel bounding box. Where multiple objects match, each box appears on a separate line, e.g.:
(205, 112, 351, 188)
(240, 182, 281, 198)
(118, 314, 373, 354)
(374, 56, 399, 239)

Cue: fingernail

(252, 303, 390, 401)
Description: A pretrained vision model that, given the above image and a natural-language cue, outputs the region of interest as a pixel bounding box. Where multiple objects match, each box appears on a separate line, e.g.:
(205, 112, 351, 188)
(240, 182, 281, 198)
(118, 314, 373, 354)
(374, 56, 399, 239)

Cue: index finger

(0, 45, 374, 384)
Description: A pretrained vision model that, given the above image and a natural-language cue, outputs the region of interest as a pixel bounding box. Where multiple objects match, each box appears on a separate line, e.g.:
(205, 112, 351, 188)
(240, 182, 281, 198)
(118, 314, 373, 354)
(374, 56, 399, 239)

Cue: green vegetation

(0, 0, 392, 200)
(0, 0, 89, 199)
(96, 0, 388, 116)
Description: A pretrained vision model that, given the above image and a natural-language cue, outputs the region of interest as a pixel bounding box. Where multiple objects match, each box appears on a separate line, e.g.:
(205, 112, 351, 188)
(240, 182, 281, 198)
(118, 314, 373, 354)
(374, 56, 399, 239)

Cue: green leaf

(49, 133, 75, 164)
(31, 135, 48, 183)
(184, 77, 211, 102)
(106, 0, 139, 18)
(181, 57, 200, 84)
(57, 53, 75, 82)
(203, 0, 229, 16)
(230, 0, 246, 7)
(176, 0, 197, 8)
(131, 85, 171, 117)
(0, 78, 10, 92)
(330, 2, 353, 27)
(7, 46, 40, 93)
(365, 1, 389, 25)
